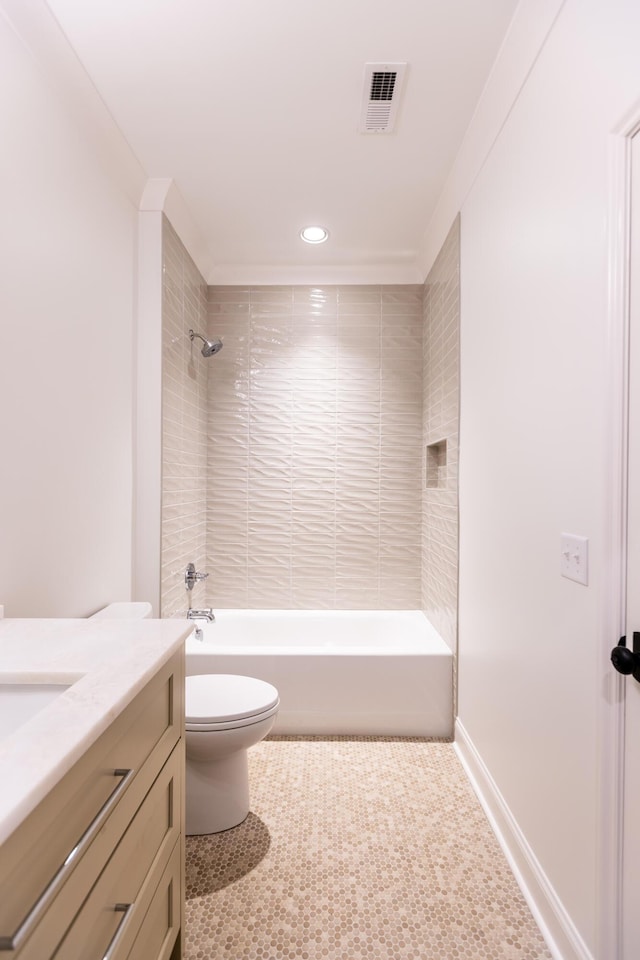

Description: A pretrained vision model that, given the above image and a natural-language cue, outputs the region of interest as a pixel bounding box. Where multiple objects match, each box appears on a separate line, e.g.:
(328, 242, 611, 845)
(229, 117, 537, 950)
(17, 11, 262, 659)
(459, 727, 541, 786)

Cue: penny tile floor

(185, 737, 552, 960)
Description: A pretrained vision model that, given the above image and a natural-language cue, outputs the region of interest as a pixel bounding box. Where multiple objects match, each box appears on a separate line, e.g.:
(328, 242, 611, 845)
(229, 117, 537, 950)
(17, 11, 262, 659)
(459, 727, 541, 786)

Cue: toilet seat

(186, 674, 279, 732)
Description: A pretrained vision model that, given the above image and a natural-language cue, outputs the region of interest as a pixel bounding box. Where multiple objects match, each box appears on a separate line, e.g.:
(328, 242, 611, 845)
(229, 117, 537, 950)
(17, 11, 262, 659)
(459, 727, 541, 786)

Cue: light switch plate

(560, 533, 589, 585)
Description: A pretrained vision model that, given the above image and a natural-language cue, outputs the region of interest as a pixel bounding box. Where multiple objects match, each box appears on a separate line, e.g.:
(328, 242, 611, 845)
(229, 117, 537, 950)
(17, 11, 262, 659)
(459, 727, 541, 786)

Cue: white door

(620, 129, 640, 959)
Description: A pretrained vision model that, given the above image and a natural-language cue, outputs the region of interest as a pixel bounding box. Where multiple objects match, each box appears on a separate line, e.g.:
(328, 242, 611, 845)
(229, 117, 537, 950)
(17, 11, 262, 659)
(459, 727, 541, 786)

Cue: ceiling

(44, 0, 518, 283)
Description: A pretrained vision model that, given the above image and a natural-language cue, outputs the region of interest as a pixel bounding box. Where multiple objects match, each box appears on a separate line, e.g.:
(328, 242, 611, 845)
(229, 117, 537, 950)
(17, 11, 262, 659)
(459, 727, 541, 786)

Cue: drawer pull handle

(102, 902, 133, 960)
(0, 768, 134, 953)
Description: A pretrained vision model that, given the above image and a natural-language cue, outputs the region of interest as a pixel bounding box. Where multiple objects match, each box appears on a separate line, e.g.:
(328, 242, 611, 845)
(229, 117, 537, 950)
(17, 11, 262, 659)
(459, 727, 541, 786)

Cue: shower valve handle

(185, 563, 209, 591)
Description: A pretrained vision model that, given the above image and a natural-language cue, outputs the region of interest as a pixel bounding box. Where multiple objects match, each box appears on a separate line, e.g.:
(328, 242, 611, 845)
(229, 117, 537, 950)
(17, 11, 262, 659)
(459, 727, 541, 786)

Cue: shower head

(189, 329, 223, 357)
(200, 337, 223, 358)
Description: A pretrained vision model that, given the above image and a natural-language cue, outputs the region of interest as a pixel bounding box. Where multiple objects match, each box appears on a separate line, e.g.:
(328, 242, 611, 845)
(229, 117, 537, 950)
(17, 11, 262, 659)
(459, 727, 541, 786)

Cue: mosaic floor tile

(185, 738, 551, 960)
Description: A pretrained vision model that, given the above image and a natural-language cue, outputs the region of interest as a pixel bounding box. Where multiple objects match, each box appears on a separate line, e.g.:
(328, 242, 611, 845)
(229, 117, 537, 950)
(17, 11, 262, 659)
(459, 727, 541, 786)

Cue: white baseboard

(454, 719, 594, 960)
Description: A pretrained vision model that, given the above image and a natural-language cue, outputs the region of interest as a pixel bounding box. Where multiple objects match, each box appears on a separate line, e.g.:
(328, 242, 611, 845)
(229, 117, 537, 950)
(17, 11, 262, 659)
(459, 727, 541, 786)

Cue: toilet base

(186, 747, 250, 834)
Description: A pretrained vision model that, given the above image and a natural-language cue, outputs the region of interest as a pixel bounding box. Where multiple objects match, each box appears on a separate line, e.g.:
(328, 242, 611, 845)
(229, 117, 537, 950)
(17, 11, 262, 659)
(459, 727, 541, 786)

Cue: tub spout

(187, 608, 216, 623)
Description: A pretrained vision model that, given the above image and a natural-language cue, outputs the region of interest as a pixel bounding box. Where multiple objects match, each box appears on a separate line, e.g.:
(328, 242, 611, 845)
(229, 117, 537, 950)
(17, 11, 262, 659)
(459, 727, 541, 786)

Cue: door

(620, 129, 640, 959)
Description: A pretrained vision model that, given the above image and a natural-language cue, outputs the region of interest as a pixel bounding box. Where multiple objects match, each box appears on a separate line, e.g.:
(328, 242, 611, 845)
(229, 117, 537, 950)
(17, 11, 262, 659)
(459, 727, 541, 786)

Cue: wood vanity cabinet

(0, 649, 185, 960)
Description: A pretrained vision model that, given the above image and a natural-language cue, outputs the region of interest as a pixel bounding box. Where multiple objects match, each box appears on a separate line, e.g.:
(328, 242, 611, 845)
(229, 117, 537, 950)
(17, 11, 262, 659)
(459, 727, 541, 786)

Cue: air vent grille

(359, 62, 407, 134)
(370, 71, 397, 101)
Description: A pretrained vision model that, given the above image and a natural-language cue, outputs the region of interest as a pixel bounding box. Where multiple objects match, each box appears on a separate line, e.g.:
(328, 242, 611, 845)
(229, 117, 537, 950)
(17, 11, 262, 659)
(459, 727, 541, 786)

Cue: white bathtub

(185, 610, 453, 737)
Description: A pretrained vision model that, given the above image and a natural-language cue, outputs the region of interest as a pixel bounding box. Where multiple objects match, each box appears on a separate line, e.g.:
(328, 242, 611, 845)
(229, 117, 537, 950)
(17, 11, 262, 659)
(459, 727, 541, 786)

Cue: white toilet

(185, 674, 279, 835)
(89, 605, 279, 836)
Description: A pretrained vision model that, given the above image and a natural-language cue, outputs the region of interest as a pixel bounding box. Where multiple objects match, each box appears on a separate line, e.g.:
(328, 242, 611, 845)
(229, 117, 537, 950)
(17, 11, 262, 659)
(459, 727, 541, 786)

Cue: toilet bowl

(185, 673, 279, 835)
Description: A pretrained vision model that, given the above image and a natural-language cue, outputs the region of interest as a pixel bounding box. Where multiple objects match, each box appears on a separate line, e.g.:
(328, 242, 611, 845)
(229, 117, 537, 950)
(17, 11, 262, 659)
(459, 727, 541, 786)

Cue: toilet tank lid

(186, 674, 279, 723)
(89, 602, 153, 620)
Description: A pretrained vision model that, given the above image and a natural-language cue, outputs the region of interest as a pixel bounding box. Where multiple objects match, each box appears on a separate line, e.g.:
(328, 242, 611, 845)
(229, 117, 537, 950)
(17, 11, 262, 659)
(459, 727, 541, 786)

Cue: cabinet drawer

(52, 745, 181, 960)
(0, 650, 184, 957)
(127, 842, 181, 960)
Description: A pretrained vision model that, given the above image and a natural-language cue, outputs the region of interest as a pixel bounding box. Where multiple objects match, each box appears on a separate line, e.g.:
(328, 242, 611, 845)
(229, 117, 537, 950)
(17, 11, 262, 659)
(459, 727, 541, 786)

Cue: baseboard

(454, 719, 594, 960)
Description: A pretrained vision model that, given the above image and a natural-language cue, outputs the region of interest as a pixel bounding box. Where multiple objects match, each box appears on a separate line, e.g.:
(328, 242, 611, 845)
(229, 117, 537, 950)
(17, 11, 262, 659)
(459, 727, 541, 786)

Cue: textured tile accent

(206, 285, 423, 609)
(161, 217, 209, 617)
(185, 738, 551, 960)
(422, 217, 460, 656)
(162, 265, 461, 620)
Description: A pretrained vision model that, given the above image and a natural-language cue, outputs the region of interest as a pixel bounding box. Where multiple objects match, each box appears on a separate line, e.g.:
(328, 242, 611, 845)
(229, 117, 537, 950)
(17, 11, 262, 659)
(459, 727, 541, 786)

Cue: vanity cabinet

(0, 649, 185, 960)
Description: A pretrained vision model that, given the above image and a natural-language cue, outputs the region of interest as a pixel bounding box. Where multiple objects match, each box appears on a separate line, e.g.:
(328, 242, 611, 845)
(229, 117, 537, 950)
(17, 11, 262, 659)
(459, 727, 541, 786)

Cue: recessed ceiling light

(300, 226, 329, 244)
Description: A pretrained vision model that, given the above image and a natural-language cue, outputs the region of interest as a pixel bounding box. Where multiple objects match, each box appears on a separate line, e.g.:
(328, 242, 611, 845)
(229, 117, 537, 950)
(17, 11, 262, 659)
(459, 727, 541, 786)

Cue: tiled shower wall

(205, 286, 423, 609)
(421, 216, 460, 650)
(160, 218, 209, 617)
(159, 220, 460, 618)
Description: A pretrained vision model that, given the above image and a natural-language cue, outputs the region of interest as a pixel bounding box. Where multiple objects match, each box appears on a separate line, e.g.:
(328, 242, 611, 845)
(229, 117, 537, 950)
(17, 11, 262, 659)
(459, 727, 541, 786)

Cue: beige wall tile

(422, 216, 460, 651)
(161, 250, 459, 620)
(160, 217, 209, 618)
(206, 284, 423, 609)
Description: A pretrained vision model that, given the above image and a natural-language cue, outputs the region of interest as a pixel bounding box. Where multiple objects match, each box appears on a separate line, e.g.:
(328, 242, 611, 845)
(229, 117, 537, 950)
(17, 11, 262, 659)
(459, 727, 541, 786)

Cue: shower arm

(189, 328, 223, 357)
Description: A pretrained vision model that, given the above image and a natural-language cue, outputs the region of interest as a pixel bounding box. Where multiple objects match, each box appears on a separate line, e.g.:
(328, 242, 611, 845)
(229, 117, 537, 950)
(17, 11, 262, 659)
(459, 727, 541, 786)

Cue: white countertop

(0, 617, 191, 845)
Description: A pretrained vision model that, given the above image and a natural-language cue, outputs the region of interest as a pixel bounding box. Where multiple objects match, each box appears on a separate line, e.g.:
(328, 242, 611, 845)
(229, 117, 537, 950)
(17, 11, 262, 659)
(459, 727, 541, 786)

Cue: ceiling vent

(359, 62, 408, 134)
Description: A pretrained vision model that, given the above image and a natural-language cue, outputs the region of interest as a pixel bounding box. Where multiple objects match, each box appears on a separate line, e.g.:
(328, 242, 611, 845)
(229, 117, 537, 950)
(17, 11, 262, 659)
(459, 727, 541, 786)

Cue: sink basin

(0, 682, 72, 739)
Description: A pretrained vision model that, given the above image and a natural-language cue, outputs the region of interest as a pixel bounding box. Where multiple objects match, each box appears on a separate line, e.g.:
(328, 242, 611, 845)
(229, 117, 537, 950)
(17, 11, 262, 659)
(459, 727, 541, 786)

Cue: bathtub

(185, 610, 453, 737)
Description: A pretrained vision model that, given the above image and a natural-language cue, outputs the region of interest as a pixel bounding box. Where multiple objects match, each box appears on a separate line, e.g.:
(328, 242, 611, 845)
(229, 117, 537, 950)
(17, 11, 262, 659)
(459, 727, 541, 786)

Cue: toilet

(88, 605, 279, 836)
(185, 673, 279, 835)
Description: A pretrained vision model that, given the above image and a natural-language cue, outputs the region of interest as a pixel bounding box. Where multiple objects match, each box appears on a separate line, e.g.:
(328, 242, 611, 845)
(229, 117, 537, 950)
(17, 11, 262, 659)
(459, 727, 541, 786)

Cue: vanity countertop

(0, 617, 191, 845)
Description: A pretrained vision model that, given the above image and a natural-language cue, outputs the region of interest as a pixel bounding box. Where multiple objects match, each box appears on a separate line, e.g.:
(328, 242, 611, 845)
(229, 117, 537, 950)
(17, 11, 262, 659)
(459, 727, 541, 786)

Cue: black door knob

(611, 634, 640, 682)
(611, 639, 636, 674)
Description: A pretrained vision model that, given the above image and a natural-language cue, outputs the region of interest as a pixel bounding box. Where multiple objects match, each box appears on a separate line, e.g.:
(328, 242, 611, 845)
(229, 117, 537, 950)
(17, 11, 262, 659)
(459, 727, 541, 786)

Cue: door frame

(601, 101, 640, 960)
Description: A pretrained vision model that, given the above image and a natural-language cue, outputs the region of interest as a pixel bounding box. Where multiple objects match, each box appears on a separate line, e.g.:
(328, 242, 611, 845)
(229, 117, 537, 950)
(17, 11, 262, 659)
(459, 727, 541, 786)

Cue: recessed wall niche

(426, 439, 447, 489)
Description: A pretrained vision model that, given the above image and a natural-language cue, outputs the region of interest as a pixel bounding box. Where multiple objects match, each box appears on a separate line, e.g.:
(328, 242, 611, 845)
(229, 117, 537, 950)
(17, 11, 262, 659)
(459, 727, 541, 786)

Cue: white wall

(456, 0, 640, 955)
(0, 11, 138, 616)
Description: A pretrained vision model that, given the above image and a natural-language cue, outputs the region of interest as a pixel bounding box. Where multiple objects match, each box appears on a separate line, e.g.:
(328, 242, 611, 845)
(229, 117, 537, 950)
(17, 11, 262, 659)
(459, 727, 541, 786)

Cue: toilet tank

(89, 602, 153, 620)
